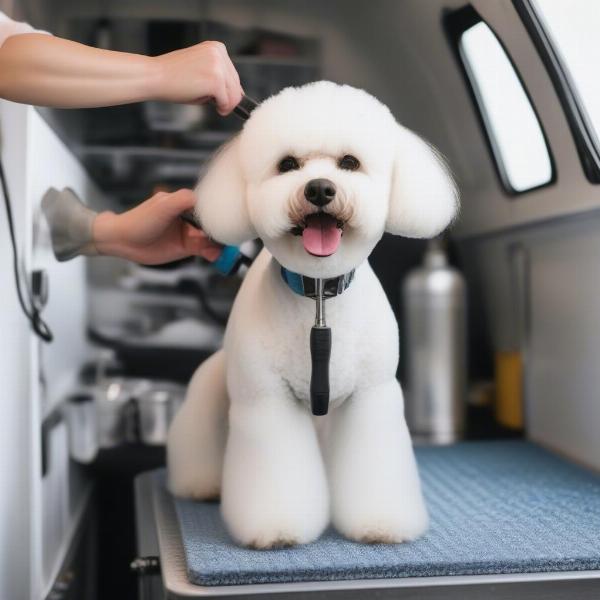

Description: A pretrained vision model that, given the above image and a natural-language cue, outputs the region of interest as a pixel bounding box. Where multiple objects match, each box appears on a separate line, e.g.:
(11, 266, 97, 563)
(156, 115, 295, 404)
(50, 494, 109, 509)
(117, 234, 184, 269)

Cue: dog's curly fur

(167, 81, 458, 549)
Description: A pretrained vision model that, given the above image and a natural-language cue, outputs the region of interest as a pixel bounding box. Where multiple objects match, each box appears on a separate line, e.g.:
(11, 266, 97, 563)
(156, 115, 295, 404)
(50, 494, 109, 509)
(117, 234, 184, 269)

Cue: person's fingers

(155, 188, 197, 218)
(200, 245, 223, 261)
(223, 56, 242, 114)
(181, 224, 222, 259)
(215, 44, 242, 113)
(224, 74, 242, 114)
(211, 63, 232, 115)
(216, 48, 242, 115)
(228, 54, 242, 97)
(185, 227, 220, 249)
(169, 188, 196, 209)
(205, 42, 230, 111)
(145, 190, 168, 206)
(213, 82, 231, 115)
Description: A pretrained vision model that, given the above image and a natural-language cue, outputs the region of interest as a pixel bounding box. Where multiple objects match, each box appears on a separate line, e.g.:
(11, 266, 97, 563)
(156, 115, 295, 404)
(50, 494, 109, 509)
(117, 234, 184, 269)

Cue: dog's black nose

(304, 179, 336, 207)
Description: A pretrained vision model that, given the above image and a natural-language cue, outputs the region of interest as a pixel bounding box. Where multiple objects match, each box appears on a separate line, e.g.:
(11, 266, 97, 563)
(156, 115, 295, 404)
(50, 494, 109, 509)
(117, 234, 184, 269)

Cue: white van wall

(0, 100, 35, 600)
(0, 101, 101, 600)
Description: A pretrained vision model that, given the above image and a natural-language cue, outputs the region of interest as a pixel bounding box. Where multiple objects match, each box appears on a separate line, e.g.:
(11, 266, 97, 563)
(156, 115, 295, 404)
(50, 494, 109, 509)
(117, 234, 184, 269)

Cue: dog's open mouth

(290, 213, 344, 257)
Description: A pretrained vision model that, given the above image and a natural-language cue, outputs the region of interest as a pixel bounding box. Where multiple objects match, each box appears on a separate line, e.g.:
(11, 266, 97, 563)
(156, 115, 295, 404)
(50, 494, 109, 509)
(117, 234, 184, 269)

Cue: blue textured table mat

(160, 441, 600, 586)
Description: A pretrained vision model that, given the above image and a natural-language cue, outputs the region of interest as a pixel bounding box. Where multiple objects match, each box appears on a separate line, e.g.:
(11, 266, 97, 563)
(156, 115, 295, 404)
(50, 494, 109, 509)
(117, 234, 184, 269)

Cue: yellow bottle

(495, 350, 523, 430)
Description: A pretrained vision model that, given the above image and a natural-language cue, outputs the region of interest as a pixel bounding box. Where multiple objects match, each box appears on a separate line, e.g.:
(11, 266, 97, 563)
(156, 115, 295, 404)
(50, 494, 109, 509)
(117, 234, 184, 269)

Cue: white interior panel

(526, 215, 600, 470)
(0, 102, 103, 600)
(464, 214, 600, 471)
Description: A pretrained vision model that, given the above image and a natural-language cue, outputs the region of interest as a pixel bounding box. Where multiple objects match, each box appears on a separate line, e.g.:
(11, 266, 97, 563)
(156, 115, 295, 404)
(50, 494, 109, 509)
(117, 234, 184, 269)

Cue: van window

(523, 0, 600, 181)
(459, 21, 553, 194)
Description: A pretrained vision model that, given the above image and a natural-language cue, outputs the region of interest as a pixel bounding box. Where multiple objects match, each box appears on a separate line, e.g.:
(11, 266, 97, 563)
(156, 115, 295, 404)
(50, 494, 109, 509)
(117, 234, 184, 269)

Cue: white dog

(168, 81, 458, 549)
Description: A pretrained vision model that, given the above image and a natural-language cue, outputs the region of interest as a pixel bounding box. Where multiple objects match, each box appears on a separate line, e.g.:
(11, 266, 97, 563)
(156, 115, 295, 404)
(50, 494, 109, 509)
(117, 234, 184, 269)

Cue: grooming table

(135, 441, 600, 599)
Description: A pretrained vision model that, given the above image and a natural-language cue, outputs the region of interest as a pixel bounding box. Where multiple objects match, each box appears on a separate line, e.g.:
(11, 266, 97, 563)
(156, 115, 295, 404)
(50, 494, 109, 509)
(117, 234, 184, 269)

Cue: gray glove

(41, 187, 98, 261)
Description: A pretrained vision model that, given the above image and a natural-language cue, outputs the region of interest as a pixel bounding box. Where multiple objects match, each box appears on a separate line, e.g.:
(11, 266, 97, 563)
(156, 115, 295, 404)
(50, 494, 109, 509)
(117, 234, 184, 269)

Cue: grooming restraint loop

(279, 265, 356, 415)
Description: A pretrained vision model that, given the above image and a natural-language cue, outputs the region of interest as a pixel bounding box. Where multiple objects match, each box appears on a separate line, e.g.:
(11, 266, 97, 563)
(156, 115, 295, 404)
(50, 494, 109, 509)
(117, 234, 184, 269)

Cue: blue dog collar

(279, 265, 355, 299)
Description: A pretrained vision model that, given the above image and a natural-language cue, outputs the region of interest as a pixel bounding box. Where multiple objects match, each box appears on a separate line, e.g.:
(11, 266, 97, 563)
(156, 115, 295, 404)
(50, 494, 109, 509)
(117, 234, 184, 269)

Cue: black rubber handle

(233, 95, 259, 120)
(310, 326, 331, 416)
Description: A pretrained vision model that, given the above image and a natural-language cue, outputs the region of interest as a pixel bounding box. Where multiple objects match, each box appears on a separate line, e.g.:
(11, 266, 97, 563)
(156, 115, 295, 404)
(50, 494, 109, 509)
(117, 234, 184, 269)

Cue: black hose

(0, 160, 53, 342)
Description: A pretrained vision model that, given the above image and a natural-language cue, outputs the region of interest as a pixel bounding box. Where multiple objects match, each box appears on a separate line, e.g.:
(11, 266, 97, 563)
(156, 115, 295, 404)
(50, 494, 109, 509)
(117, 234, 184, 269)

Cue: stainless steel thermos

(402, 239, 466, 444)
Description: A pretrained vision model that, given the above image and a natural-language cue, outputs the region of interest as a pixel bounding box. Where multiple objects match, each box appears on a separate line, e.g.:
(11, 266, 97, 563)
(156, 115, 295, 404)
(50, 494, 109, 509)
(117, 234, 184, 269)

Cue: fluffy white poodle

(168, 81, 458, 548)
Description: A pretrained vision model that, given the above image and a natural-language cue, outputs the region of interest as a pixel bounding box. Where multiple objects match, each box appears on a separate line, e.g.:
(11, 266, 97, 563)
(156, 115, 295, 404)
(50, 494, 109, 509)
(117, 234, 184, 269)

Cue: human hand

(93, 189, 222, 265)
(150, 41, 243, 115)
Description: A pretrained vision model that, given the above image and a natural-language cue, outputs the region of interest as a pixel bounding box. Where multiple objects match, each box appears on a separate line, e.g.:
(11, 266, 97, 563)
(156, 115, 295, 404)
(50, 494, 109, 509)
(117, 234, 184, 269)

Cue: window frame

(513, 0, 600, 184)
(445, 5, 556, 197)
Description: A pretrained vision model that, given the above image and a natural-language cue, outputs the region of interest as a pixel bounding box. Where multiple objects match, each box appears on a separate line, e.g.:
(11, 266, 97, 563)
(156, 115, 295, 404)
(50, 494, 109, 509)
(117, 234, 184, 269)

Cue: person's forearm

(0, 33, 162, 108)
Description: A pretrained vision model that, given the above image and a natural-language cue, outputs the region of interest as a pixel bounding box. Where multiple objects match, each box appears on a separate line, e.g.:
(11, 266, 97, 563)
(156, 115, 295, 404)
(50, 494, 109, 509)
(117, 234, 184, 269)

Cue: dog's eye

(277, 156, 300, 173)
(339, 155, 360, 171)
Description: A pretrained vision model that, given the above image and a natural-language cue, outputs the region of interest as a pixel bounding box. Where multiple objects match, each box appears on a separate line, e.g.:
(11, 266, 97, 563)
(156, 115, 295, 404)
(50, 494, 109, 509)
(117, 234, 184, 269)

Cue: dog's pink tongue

(302, 213, 342, 257)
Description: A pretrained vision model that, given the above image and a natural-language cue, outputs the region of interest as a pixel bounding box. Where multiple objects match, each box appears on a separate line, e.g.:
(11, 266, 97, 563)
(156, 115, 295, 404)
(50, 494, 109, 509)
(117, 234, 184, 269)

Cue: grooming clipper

(180, 94, 259, 276)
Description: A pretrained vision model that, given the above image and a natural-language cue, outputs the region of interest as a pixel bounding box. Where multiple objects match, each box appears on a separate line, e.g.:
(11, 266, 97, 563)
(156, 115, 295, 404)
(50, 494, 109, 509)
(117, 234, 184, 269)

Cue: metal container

(402, 239, 467, 444)
(64, 376, 186, 462)
(65, 392, 98, 463)
(137, 384, 185, 446)
(96, 379, 146, 448)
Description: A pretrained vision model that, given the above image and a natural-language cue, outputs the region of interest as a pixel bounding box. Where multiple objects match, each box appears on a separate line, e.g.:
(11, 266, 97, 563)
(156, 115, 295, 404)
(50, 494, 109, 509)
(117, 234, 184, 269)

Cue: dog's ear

(194, 136, 256, 245)
(386, 125, 458, 238)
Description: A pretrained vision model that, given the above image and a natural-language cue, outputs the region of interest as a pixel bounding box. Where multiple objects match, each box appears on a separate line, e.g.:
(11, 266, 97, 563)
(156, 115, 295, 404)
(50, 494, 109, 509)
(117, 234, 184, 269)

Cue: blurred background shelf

(39, 17, 321, 207)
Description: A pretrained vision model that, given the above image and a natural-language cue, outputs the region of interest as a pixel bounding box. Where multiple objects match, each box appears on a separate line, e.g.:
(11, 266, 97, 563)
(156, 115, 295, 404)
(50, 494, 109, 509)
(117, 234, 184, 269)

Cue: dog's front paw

(222, 488, 329, 549)
(334, 501, 429, 544)
(224, 510, 327, 549)
(238, 528, 307, 550)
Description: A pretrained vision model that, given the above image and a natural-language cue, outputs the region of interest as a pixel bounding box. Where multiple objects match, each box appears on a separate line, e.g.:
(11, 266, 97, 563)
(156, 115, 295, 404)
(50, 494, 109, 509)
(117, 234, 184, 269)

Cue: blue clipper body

(212, 245, 246, 276)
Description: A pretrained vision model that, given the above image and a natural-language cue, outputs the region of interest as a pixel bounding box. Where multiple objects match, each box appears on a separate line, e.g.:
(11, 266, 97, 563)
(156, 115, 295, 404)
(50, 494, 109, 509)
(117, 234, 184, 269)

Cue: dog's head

(195, 81, 458, 278)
